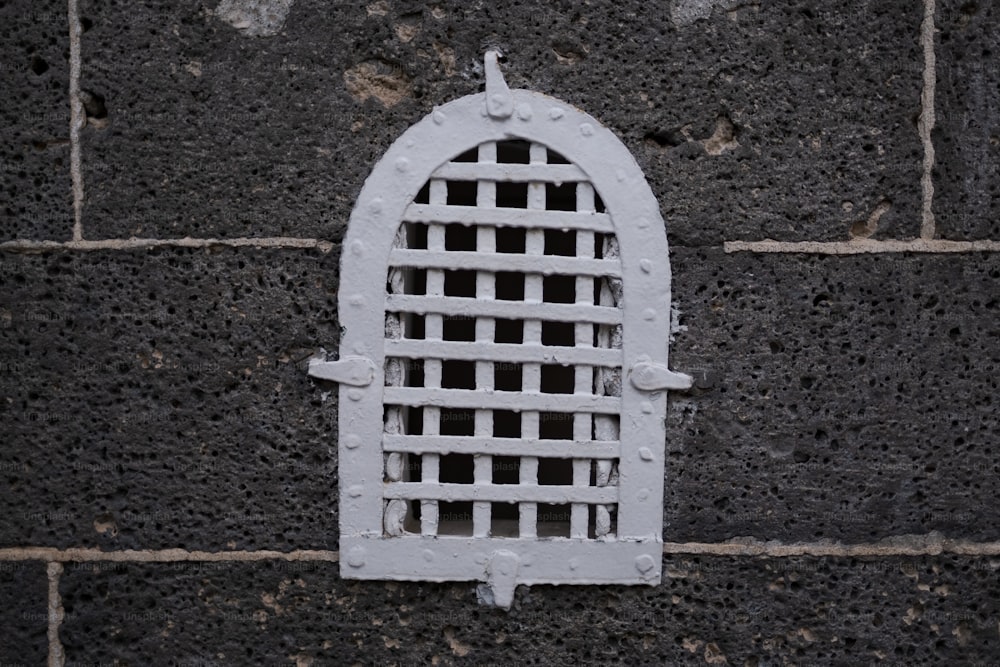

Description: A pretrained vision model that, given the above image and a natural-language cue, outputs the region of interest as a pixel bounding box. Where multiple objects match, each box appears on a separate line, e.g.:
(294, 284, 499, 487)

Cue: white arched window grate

(310, 52, 690, 609)
(384, 138, 623, 543)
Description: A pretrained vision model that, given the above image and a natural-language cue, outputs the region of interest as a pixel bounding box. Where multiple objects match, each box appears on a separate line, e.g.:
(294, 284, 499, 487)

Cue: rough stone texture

(77, 0, 392, 240)
(58, 555, 1000, 665)
(934, 0, 1000, 240)
(77, 0, 922, 244)
(9, 247, 996, 550)
(0, 248, 340, 550)
(0, 561, 48, 665)
(215, 0, 295, 37)
(0, 0, 73, 241)
(2, 0, 999, 662)
(667, 248, 1000, 542)
(670, 0, 746, 27)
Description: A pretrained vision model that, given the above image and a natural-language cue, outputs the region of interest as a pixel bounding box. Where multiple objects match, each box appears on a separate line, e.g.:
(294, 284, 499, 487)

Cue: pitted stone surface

(56, 555, 1000, 664)
(670, 0, 746, 27)
(667, 248, 1000, 542)
(0, 561, 48, 664)
(76, 0, 921, 244)
(215, 0, 295, 37)
(0, 248, 341, 550)
(1, 0, 998, 660)
(77, 0, 377, 239)
(0, 0, 73, 241)
(934, 0, 1000, 240)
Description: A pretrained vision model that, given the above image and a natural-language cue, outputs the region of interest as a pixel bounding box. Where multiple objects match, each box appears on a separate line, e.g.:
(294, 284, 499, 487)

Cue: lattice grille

(382, 139, 623, 541)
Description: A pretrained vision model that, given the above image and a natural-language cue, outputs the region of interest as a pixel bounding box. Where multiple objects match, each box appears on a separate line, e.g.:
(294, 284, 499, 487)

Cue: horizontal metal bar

(384, 339, 622, 366)
(389, 249, 622, 278)
(382, 387, 621, 413)
(432, 161, 587, 183)
(403, 204, 614, 233)
(340, 535, 661, 585)
(385, 295, 622, 324)
(383, 482, 618, 504)
(383, 434, 621, 457)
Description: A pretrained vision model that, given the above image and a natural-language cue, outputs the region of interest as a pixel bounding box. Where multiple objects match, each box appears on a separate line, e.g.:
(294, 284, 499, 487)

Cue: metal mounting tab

(307, 355, 376, 387)
(628, 361, 693, 391)
(484, 50, 513, 119)
(482, 550, 520, 611)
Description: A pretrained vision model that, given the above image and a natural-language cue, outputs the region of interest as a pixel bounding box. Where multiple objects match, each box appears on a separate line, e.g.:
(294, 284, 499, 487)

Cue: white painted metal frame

(328, 53, 688, 607)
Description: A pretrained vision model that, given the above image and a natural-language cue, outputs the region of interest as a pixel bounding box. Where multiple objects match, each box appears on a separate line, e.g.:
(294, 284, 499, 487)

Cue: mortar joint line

(0, 237, 336, 253)
(723, 238, 1000, 254)
(3, 536, 1000, 564)
(0, 548, 342, 563)
(5, 236, 1000, 256)
(919, 0, 937, 239)
(68, 0, 84, 242)
(47, 562, 65, 667)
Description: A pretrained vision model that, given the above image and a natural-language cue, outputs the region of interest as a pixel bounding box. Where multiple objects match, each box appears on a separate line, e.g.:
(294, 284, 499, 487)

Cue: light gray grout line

(4, 236, 1000, 256)
(2, 537, 1000, 563)
(68, 0, 84, 242)
(664, 536, 1000, 558)
(47, 562, 65, 667)
(723, 238, 1000, 254)
(0, 237, 336, 253)
(0, 548, 340, 562)
(919, 0, 937, 239)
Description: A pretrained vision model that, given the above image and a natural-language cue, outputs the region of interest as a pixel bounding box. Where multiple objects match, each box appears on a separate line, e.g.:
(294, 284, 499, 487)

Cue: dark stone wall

(55, 556, 1000, 665)
(0, 561, 49, 664)
(668, 249, 1000, 543)
(0, 0, 73, 241)
(1, 0, 999, 664)
(934, 0, 1000, 239)
(0, 249, 339, 551)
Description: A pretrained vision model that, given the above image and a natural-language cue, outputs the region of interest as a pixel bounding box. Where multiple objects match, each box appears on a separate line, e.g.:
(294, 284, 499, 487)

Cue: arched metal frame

(327, 62, 689, 604)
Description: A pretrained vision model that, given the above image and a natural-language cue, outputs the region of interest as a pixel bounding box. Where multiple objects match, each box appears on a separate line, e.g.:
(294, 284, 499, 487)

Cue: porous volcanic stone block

(545, 0, 926, 246)
(0, 0, 73, 241)
(0, 561, 48, 665)
(372, 0, 923, 246)
(56, 555, 1000, 664)
(76, 0, 923, 245)
(667, 248, 1000, 542)
(76, 0, 412, 240)
(0, 247, 340, 550)
(933, 0, 1000, 240)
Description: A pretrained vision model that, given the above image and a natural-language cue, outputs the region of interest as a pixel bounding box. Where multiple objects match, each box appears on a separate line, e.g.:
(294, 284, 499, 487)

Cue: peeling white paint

(215, 0, 294, 37)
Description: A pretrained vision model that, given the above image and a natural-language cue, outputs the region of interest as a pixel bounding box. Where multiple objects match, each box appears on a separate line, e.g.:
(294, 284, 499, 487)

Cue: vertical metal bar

(571, 458, 590, 538)
(517, 143, 548, 539)
(593, 272, 619, 538)
(518, 440, 538, 539)
(419, 179, 448, 536)
(473, 141, 498, 537)
(384, 226, 407, 487)
(570, 182, 599, 539)
(473, 448, 492, 538)
(420, 455, 440, 537)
